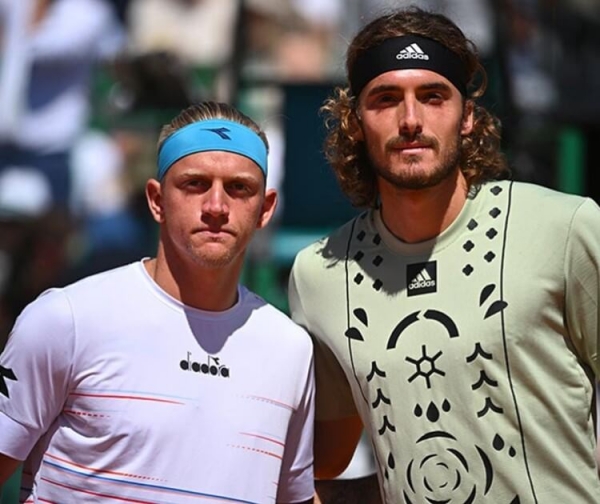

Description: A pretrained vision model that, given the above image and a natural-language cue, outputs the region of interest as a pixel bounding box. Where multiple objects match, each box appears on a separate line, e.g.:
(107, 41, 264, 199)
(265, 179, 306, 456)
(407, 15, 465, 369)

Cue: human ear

(145, 178, 164, 223)
(461, 100, 474, 136)
(350, 109, 364, 141)
(257, 189, 278, 230)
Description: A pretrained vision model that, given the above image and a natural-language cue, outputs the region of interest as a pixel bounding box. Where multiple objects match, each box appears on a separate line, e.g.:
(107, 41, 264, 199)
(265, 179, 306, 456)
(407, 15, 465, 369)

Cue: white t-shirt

(0, 261, 314, 503)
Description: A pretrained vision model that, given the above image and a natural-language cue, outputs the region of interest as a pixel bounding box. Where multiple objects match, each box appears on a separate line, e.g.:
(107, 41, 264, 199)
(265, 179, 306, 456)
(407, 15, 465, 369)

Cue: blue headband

(157, 119, 268, 180)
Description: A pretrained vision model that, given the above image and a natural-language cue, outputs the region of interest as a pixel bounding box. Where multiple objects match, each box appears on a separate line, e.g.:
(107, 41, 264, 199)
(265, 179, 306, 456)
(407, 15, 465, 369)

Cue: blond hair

(158, 101, 269, 153)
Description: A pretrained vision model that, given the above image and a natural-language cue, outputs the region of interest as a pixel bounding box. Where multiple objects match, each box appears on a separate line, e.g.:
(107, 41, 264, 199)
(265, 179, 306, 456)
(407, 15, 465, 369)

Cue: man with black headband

(289, 6, 600, 503)
(0, 101, 315, 504)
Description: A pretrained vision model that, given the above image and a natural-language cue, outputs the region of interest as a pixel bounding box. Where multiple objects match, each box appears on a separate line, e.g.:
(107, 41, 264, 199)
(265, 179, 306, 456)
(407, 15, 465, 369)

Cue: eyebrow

(365, 80, 453, 97)
(419, 81, 453, 93)
(176, 170, 260, 184)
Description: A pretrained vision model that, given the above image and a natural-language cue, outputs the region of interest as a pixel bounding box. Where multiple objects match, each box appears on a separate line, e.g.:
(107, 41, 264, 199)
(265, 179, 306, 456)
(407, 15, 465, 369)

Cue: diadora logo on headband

(157, 119, 269, 179)
(204, 127, 232, 140)
(396, 43, 429, 61)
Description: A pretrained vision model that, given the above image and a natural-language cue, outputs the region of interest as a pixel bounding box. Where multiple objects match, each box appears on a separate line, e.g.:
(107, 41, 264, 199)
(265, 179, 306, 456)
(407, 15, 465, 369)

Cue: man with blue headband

(289, 6, 600, 504)
(0, 101, 315, 504)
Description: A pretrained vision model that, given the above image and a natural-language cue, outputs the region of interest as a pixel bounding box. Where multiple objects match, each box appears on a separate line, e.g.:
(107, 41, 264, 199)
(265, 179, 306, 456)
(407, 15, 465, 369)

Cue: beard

(368, 131, 462, 191)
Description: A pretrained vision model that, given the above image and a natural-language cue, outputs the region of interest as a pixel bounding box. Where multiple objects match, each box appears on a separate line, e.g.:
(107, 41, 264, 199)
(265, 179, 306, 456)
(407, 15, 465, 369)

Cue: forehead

(360, 68, 460, 97)
(167, 150, 265, 180)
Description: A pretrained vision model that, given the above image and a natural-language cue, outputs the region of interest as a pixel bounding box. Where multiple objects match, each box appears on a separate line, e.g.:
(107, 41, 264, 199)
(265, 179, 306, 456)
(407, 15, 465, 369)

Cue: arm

(564, 200, 600, 474)
(0, 452, 21, 487)
(276, 337, 316, 504)
(288, 256, 364, 479)
(314, 416, 363, 480)
(596, 382, 600, 476)
(564, 198, 600, 378)
(0, 289, 74, 468)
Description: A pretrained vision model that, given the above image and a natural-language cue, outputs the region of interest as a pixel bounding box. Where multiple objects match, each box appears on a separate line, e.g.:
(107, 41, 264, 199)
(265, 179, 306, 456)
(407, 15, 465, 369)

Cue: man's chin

(192, 246, 240, 270)
(194, 257, 234, 270)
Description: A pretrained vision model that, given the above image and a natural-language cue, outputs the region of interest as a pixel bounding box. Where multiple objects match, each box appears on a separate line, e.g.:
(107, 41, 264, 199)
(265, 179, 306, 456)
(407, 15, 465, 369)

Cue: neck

(378, 171, 469, 244)
(145, 247, 243, 312)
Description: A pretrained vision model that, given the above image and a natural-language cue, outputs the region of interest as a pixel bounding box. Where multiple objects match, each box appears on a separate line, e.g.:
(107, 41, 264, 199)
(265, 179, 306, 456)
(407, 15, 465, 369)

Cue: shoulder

(479, 180, 596, 229)
(292, 213, 368, 275)
(240, 288, 313, 348)
(58, 261, 146, 309)
(12, 287, 72, 333)
(500, 180, 589, 212)
(289, 215, 368, 322)
(2, 287, 75, 364)
(517, 181, 600, 229)
(11, 262, 143, 341)
(7, 262, 141, 348)
(240, 290, 314, 381)
(64, 261, 142, 291)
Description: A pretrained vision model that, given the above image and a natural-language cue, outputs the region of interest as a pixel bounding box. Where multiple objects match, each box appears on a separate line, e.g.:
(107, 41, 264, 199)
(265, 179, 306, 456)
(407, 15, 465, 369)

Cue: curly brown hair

(322, 6, 510, 208)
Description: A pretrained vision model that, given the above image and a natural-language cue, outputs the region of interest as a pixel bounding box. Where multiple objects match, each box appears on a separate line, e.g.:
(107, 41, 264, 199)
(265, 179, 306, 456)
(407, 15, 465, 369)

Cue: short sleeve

(288, 256, 358, 421)
(564, 198, 600, 379)
(0, 289, 74, 460)
(276, 353, 315, 503)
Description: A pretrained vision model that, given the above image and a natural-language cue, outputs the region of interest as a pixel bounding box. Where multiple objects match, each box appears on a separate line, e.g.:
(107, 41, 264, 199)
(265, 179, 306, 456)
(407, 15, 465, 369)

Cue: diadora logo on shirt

(396, 43, 430, 61)
(407, 261, 437, 296)
(180, 352, 230, 378)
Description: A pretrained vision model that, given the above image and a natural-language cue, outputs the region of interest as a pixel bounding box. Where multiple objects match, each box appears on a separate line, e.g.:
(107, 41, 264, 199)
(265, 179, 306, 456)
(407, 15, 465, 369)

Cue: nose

(202, 183, 229, 218)
(398, 96, 423, 136)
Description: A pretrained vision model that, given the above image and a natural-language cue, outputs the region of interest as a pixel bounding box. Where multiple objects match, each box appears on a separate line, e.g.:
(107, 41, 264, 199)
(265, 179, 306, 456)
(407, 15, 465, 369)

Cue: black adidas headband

(349, 35, 468, 98)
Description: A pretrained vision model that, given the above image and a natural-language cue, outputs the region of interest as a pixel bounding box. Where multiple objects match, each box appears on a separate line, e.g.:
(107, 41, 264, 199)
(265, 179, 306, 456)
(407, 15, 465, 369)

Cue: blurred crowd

(1, 0, 600, 350)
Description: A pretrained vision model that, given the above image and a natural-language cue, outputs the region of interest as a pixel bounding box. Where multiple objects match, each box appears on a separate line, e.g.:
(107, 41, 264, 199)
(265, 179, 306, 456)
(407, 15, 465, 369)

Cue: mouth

(390, 142, 431, 153)
(195, 228, 234, 238)
(388, 135, 435, 153)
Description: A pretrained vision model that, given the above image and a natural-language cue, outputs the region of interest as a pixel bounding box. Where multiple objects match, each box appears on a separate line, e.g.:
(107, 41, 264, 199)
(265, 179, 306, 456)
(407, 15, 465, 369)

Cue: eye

(363, 94, 399, 112)
(227, 181, 255, 196)
(421, 91, 445, 104)
(374, 94, 399, 106)
(183, 178, 209, 191)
